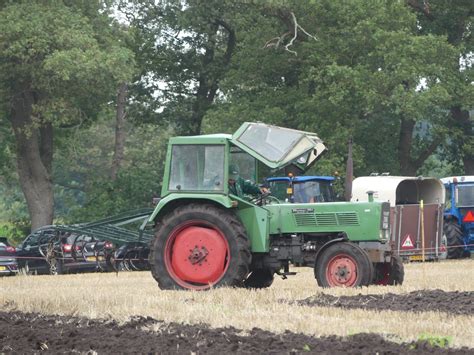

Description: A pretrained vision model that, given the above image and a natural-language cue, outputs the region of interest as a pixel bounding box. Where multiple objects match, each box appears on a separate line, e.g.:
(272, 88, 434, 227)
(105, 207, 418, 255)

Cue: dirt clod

(0, 311, 472, 353)
(297, 289, 474, 315)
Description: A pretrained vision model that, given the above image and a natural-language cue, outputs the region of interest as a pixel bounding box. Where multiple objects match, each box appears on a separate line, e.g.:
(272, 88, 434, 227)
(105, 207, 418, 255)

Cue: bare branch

(264, 11, 317, 56)
(406, 0, 434, 20)
(284, 12, 299, 56)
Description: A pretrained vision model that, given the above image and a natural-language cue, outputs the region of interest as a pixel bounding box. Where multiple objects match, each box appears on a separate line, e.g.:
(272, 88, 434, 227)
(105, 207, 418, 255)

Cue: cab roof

(169, 122, 327, 171)
(267, 176, 335, 183)
(441, 176, 474, 185)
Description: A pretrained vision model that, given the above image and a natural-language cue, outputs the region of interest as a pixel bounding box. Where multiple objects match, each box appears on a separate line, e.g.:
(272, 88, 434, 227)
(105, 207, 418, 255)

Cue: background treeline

(0, 0, 472, 241)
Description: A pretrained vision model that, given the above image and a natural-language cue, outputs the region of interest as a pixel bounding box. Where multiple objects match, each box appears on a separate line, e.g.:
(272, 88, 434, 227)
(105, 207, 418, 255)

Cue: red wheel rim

(164, 220, 230, 290)
(326, 254, 358, 287)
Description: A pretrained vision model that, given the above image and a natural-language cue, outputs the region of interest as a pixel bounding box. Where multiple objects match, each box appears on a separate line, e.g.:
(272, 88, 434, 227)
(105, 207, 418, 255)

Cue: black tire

(444, 220, 465, 259)
(373, 256, 404, 285)
(149, 203, 251, 290)
(315, 242, 374, 288)
(244, 269, 274, 289)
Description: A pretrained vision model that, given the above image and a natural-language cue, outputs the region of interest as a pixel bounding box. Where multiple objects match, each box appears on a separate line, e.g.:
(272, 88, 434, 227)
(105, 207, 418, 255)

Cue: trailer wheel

(244, 269, 274, 289)
(315, 242, 373, 287)
(150, 203, 251, 290)
(373, 256, 404, 285)
(444, 220, 465, 259)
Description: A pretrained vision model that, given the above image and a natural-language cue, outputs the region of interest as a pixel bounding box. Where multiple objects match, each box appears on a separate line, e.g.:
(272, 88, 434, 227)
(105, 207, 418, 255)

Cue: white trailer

(351, 176, 445, 261)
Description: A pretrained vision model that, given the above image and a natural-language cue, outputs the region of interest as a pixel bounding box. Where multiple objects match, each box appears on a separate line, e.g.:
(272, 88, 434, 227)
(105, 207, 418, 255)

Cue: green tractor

(148, 122, 403, 290)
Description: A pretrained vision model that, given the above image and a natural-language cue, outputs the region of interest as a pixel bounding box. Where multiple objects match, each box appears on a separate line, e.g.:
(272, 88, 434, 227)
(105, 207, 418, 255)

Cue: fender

(314, 236, 348, 265)
(148, 193, 234, 223)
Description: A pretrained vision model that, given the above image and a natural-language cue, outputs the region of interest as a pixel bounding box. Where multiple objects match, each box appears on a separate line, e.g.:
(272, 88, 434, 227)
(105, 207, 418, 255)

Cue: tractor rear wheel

(444, 220, 464, 259)
(373, 256, 404, 285)
(315, 242, 373, 287)
(149, 203, 251, 290)
(244, 269, 274, 289)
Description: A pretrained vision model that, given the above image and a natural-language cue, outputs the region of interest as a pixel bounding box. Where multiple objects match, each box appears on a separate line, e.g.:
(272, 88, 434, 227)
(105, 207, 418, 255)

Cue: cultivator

(17, 208, 154, 274)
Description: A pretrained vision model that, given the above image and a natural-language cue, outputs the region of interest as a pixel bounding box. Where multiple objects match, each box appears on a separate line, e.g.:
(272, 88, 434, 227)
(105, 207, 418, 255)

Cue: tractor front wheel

(315, 242, 373, 287)
(244, 269, 274, 289)
(150, 203, 251, 290)
(373, 256, 404, 285)
(444, 220, 465, 259)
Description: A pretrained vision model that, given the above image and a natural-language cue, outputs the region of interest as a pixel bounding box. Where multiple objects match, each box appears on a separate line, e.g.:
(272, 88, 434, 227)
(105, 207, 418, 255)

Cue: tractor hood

(231, 122, 326, 170)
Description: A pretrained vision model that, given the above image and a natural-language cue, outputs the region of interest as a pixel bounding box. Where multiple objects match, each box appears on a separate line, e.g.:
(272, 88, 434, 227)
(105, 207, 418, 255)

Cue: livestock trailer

(351, 176, 445, 261)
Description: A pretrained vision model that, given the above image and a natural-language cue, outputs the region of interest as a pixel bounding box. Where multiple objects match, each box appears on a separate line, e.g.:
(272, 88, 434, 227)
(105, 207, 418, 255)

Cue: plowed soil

(0, 311, 471, 354)
(298, 289, 474, 315)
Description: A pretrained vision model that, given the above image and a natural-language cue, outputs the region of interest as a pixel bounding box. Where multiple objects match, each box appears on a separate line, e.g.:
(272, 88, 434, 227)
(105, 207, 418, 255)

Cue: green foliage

(0, 221, 30, 246)
(53, 120, 171, 223)
(417, 333, 452, 348)
(0, 2, 135, 124)
(202, 0, 459, 178)
(0, 0, 472, 227)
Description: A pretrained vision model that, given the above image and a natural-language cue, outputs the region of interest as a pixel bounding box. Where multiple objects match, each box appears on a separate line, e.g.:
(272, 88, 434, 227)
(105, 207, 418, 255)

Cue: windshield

(230, 149, 257, 182)
(233, 123, 326, 169)
(457, 184, 474, 207)
(237, 124, 303, 162)
(294, 181, 335, 203)
(269, 180, 335, 203)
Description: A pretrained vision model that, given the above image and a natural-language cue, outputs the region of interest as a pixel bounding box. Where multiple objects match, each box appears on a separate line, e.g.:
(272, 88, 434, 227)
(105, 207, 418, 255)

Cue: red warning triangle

(463, 210, 474, 223)
(401, 234, 415, 249)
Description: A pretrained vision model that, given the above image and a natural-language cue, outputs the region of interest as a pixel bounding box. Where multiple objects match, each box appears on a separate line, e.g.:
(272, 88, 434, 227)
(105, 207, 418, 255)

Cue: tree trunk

(398, 117, 417, 175)
(183, 19, 236, 136)
(111, 82, 128, 181)
(10, 91, 54, 230)
(451, 106, 474, 174)
(398, 115, 441, 176)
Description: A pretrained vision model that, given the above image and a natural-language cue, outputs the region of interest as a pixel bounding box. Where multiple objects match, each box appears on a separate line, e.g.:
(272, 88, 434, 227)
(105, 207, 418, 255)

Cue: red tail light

(6, 246, 15, 253)
(62, 244, 72, 252)
(104, 242, 113, 249)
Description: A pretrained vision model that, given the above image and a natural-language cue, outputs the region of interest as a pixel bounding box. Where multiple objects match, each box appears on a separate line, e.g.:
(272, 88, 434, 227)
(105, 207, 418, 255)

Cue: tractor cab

(441, 176, 474, 258)
(160, 122, 326, 200)
(266, 176, 336, 203)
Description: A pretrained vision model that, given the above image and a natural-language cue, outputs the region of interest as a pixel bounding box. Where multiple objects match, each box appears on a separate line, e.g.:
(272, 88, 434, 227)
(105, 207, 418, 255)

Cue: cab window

(169, 145, 225, 192)
(230, 147, 257, 183)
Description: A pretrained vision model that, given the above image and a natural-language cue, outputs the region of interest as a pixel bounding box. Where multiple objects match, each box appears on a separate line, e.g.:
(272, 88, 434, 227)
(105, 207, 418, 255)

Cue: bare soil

(0, 311, 471, 354)
(297, 289, 473, 315)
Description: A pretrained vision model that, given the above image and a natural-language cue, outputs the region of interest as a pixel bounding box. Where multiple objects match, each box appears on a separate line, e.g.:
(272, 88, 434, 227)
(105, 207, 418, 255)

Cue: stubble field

(0, 259, 473, 353)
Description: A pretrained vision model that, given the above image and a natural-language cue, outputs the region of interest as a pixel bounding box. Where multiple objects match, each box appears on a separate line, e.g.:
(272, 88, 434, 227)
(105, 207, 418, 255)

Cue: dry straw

(1, 259, 473, 348)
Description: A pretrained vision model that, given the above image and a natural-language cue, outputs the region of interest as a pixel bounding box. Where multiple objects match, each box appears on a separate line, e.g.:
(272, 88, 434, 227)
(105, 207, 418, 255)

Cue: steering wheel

(250, 191, 272, 206)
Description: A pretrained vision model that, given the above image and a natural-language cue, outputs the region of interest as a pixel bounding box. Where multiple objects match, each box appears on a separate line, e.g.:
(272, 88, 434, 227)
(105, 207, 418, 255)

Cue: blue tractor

(441, 176, 474, 259)
(266, 175, 337, 203)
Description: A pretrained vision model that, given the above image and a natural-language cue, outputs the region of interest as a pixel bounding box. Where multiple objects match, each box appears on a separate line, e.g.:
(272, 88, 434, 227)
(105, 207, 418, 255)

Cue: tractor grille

(293, 212, 360, 227)
(294, 214, 317, 226)
(336, 212, 360, 226)
(315, 213, 337, 226)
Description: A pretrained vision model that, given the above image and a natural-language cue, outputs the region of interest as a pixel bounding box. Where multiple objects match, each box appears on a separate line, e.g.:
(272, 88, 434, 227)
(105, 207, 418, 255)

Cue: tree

(203, 0, 457, 177)
(0, 1, 134, 229)
(119, 0, 251, 135)
(408, 0, 474, 174)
